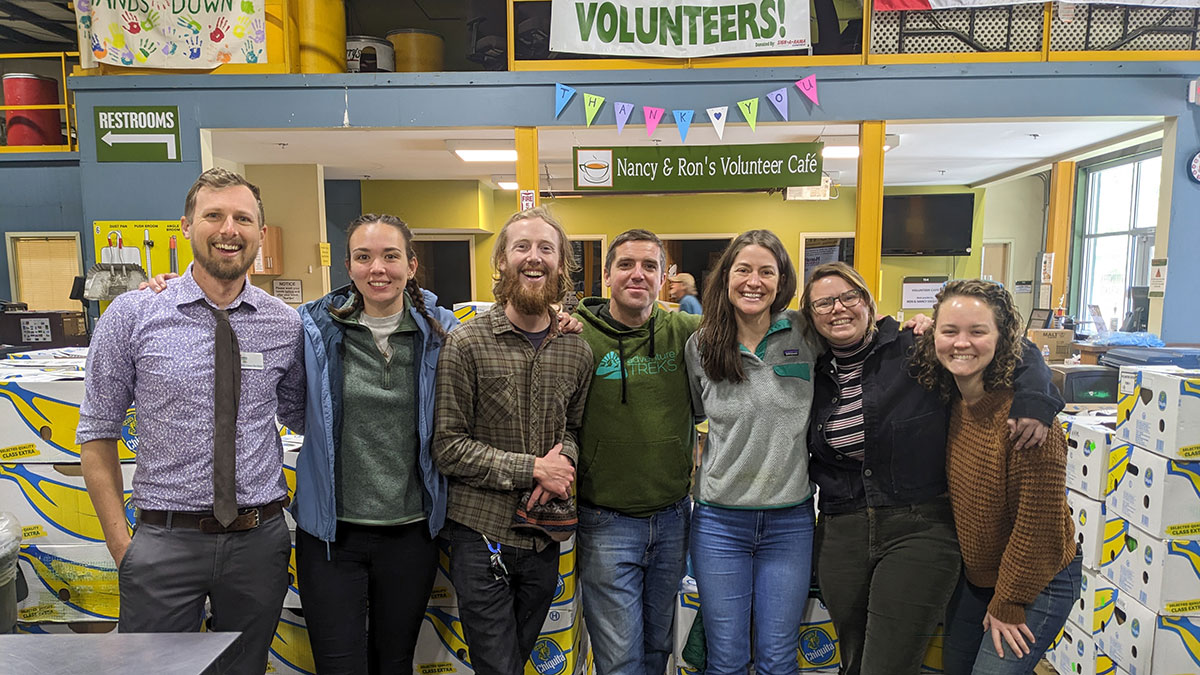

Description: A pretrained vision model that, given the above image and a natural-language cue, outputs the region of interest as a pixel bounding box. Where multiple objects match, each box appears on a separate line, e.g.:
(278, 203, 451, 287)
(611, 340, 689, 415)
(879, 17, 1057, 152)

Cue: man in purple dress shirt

(78, 168, 304, 675)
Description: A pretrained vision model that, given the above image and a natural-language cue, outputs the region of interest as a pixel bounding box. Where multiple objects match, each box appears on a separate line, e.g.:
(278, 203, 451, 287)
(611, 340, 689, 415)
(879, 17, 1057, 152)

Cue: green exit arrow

(101, 131, 177, 160)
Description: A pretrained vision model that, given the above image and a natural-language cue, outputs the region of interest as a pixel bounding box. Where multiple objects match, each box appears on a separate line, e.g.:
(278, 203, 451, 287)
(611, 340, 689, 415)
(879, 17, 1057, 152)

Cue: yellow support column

(515, 127, 540, 209)
(1046, 161, 1076, 309)
(855, 121, 886, 299)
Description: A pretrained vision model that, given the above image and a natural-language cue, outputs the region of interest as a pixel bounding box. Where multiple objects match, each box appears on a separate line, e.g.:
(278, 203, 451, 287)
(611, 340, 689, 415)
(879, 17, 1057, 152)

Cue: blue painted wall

(58, 63, 1200, 339)
(323, 179, 361, 291)
(0, 155, 83, 302)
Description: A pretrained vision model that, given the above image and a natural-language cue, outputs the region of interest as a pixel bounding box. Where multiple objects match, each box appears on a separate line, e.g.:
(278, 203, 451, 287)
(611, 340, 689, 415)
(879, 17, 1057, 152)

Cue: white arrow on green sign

(94, 106, 181, 163)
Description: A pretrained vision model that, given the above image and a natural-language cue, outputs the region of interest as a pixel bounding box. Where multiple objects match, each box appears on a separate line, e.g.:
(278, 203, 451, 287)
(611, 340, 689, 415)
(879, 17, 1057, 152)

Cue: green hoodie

(576, 297, 702, 517)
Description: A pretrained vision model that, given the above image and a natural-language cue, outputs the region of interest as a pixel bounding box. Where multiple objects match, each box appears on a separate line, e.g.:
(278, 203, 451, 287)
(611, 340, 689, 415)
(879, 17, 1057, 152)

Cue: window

(7, 234, 82, 311)
(1077, 153, 1160, 331)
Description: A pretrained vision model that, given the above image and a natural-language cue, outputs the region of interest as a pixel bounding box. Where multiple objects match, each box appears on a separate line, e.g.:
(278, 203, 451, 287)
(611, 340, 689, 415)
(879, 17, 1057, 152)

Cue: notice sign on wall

(574, 143, 821, 192)
(550, 0, 810, 57)
(901, 276, 948, 309)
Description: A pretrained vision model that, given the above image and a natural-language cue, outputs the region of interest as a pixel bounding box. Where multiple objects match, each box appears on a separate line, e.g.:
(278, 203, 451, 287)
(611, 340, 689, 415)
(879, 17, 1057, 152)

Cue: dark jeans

(441, 520, 560, 675)
(295, 521, 438, 675)
(815, 497, 962, 675)
(942, 552, 1082, 675)
(118, 512, 291, 675)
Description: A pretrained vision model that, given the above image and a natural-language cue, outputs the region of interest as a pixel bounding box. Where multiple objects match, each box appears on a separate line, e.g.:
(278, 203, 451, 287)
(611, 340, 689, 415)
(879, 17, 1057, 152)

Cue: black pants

(441, 521, 560, 675)
(295, 521, 438, 675)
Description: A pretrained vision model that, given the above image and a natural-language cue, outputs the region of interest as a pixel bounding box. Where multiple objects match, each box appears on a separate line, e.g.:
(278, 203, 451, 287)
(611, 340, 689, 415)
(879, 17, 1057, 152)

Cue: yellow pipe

(515, 127, 540, 209)
(855, 121, 886, 300)
(1046, 161, 1076, 310)
(298, 0, 345, 74)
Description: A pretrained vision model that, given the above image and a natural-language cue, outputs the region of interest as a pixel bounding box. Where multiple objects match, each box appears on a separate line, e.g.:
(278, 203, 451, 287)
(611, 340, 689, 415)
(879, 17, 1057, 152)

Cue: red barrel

(3, 74, 62, 146)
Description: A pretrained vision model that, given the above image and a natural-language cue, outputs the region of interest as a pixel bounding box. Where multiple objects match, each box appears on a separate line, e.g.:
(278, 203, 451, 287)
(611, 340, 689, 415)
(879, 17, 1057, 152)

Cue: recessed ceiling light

(446, 140, 517, 162)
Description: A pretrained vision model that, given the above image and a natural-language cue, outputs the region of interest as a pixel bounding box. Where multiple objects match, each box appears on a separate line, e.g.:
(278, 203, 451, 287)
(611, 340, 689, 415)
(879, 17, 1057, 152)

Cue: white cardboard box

(1070, 567, 1117, 635)
(1116, 367, 1200, 460)
(0, 462, 135, 545)
(1100, 514, 1200, 615)
(0, 379, 138, 463)
(267, 608, 315, 675)
(1107, 442, 1200, 539)
(1045, 620, 1118, 675)
(429, 535, 576, 610)
(414, 600, 588, 675)
(16, 543, 119, 623)
(1068, 490, 1109, 571)
(1065, 417, 1118, 500)
(1098, 588, 1200, 675)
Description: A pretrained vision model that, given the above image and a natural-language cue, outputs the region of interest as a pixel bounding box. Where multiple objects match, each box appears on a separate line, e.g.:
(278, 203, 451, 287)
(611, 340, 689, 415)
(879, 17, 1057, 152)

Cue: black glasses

(810, 290, 863, 314)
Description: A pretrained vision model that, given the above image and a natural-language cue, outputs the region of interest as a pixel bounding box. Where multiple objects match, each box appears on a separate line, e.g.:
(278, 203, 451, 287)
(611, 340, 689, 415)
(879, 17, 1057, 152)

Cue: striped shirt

(824, 337, 871, 460)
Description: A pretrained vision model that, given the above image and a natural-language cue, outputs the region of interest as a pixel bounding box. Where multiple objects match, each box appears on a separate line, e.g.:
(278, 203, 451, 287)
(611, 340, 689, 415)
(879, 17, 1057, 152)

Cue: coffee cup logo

(577, 149, 613, 187)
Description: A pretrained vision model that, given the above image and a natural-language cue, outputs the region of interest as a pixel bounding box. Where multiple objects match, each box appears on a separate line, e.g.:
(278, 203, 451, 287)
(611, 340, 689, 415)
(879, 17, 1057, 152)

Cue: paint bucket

(2, 74, 62, 146)
(347, 36, 395, 73)
(386, 29, 444, 72)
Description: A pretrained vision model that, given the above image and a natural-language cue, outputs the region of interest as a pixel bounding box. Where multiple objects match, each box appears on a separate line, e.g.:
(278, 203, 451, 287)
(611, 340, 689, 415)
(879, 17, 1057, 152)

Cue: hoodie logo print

(595, 350, 678, 379)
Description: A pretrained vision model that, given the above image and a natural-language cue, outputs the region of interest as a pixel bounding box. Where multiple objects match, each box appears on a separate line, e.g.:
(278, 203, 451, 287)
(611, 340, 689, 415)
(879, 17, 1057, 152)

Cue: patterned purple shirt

(77, 266, 305, 511)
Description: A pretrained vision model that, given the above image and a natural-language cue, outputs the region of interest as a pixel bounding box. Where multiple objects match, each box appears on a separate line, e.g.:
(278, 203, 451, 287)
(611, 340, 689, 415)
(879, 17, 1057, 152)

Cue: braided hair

(330, 213, 447, 339)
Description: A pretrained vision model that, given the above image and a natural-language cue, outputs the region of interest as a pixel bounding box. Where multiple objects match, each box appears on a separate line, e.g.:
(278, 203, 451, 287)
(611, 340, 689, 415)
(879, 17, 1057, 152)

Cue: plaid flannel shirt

(433, 304, 593, 551)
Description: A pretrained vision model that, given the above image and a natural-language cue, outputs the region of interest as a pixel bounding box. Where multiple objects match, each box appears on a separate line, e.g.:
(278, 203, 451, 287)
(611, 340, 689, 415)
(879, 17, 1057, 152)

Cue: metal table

(0, 631, 240, 674)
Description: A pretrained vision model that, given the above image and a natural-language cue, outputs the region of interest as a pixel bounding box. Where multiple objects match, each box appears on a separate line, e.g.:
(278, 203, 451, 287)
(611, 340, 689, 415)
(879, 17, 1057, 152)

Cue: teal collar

(738, 315, 792, 360)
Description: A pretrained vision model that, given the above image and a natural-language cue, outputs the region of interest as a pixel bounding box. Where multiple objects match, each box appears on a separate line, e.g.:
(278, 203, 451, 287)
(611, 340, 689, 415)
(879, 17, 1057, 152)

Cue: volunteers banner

(876, 0, 1198, 10)
(550, 0, 811, 58)
(574, 143, 823, 192)
(74, 0, 267, 69)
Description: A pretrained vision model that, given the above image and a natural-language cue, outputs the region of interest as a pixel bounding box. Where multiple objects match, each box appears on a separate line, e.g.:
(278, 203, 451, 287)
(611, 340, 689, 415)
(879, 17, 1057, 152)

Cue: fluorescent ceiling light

(819, 134, 900, 159)
(497, 181, 519, 190)
(446, 140, 517, 162)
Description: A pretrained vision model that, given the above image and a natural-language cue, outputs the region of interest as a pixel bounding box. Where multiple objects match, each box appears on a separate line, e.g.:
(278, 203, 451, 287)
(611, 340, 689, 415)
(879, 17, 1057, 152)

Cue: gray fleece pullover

(685, 310, 818, 508)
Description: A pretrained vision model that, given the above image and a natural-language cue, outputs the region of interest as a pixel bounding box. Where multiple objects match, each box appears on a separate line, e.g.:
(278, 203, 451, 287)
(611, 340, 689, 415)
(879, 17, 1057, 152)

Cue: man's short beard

(497, 266, 562, 316)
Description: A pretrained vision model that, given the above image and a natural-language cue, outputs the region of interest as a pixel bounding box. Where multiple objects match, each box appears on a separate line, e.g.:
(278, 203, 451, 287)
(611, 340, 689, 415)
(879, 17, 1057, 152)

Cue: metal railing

(0, 51, 78, 154)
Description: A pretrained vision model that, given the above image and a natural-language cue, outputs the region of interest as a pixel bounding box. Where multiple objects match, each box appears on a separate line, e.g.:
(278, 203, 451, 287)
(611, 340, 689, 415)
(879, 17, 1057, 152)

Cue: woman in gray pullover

(685, 230, 820, 675)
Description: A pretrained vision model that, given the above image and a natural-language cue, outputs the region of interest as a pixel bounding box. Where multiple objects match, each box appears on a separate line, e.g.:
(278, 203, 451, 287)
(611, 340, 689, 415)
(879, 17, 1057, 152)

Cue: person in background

(668, 272, 702, 314)
(913, 279, 1080, 675)
(574, 229, 702, 675)
(292, 214, 458, 674)
(800, 262, 1063, 675)
(433, 206, 593, 675)
(78, 168, 303, 675)
(685, 230, 819, 675)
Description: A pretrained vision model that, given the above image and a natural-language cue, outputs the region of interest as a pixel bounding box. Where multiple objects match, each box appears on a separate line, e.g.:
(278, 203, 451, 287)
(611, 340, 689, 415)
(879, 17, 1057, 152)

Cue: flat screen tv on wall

(881, 193, 975, 256)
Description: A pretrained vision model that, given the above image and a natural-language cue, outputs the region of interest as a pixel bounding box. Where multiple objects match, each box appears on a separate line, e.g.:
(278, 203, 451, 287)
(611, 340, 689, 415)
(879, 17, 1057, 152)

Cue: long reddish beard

(496, 264, 562, 316)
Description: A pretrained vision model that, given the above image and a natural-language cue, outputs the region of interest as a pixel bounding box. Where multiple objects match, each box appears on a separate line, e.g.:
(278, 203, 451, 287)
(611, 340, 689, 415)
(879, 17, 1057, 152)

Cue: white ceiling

(209, 117, 1163, 192)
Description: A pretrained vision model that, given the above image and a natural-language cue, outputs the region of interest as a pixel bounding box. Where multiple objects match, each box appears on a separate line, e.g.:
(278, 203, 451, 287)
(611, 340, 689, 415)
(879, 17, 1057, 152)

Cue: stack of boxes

(1056, 365, 1200, 675)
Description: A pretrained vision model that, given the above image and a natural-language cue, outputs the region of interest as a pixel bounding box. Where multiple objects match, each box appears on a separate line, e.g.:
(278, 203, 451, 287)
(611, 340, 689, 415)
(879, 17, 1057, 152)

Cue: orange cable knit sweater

(946, 389, 1076, 625)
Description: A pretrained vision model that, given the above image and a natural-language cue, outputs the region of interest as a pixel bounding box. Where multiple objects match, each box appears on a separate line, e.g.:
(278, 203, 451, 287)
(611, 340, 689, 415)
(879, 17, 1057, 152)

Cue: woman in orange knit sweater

(914, 279, 1081, 675)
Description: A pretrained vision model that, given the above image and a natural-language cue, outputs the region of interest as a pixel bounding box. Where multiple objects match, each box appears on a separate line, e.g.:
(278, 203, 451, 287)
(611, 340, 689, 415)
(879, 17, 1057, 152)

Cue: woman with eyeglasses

(798, 263, 1063, 675)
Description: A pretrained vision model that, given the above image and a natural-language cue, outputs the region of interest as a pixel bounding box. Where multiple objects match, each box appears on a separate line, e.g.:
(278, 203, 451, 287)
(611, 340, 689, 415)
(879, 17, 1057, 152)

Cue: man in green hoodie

(575, 229, 702, 675)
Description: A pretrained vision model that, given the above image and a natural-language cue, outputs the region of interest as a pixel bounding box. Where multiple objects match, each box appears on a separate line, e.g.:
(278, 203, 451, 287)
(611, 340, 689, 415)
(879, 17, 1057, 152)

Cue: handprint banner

(74, 0, 267, 69)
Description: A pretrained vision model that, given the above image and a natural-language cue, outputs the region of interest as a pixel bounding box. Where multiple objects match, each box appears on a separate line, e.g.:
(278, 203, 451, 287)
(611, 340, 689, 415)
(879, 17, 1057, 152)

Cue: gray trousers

(118, 513, 291, 675)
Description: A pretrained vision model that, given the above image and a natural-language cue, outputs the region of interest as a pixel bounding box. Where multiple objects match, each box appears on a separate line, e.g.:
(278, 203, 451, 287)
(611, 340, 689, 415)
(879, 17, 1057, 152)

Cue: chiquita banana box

(0, 377, 138, 463)
(267, 608, 316, 675)
(1071, 567, 1117, 636)
(1117, 366, 1200, 460)
(15, 620, 116, 634)
(285, 533, 300, 609)
(1100, 513, 1200, 616)
(1045, 621, 1117, 675)
(1065, 417, 1118, 501)
(17, 543, 119, 623)
(428, 535, 576, 609)
(413, 601, 589, 675)
(1068, 489, 1109, 571)
(1107, 443, 1200, 540)
(1098, 588, 1200, 674)
(0, 462, 136, 545)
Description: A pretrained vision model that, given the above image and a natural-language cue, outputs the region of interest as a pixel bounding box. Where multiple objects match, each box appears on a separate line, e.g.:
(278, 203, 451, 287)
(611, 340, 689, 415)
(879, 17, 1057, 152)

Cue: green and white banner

(550, 0, 810, 58)
(574, 143, 822, 192)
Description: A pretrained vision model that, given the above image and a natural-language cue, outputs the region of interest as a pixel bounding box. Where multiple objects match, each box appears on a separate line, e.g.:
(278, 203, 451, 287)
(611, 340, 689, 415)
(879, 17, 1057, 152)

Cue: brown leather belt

(138, 498, 288, 534)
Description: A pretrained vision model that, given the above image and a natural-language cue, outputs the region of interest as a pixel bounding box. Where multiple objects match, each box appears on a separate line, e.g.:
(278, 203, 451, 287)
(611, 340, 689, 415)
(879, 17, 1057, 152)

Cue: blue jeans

(942, 552, 1082, 675)
(577, 498, 690, 675)
(690, 501, 816, 675)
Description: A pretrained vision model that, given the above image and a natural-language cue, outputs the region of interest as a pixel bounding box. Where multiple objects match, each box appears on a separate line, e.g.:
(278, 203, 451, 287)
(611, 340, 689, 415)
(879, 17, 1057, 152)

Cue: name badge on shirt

(241, 352, 265, 370)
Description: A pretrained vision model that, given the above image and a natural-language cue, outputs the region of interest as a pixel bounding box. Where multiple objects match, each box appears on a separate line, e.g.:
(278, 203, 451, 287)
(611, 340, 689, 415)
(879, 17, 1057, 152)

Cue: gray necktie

(208, 305, 241, 527)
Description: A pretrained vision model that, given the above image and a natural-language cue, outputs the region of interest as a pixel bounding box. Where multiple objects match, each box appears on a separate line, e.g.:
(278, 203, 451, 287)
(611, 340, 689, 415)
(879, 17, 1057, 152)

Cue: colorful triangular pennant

(795, 75, 819, 106)
(673, 110, 694, 143)
(766, 87, 789, 120)
(644, 106, 665, 137)
(706, 106, 728, 140)
(737, 97, 759, 132)
(614, 101, 634, 135)
(555, 83, 577, 118)
(584, 93, 605, 127)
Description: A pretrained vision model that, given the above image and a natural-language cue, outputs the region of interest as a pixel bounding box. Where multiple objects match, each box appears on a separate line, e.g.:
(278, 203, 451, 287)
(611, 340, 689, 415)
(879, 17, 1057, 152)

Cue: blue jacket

(291, 284, 459, 541)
